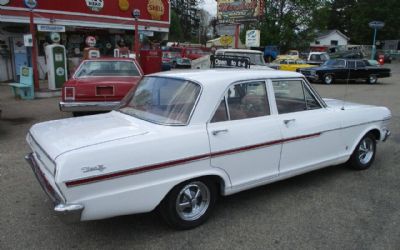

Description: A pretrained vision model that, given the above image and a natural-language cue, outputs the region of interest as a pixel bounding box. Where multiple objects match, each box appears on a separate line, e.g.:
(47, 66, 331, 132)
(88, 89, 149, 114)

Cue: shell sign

(118, 0, 129, 11)
(147, 0, 165, 21)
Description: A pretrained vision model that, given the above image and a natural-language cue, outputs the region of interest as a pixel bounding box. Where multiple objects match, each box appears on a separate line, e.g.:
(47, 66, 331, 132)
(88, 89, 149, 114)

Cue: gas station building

(0, 0, 170, 86)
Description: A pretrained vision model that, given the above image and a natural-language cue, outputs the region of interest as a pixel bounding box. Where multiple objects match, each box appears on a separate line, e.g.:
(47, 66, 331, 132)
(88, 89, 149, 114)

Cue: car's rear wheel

(159, 178, 217, 230)
(348, 133, 376, 170)
(367, 75, 378, 84)
(323, 74, 334, 84)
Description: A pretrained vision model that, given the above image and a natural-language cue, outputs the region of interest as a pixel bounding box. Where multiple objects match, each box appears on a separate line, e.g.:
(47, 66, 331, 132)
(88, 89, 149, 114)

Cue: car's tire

(347, 133, 377, 170)
(323, 74, 334, 84)
(367, 75, 378, 84)
(159, 178, 217, 230)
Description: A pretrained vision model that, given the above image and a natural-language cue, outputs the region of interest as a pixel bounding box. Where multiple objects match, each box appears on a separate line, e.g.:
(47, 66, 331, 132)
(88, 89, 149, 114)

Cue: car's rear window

(119, 77, 201, 125)
(75, 61, 141, 78)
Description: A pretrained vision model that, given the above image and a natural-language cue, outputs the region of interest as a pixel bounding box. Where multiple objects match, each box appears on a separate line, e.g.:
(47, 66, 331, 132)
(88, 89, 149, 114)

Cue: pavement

(1, 63, 400, 250)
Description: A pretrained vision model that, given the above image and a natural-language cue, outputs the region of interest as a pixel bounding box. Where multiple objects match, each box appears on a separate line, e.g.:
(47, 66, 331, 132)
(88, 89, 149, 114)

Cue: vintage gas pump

(45, 32, 68, 90)
(83, 36, 100, 60)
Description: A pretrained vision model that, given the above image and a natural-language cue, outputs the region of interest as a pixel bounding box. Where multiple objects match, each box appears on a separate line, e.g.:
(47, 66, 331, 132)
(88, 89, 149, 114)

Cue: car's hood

(29, 112, 149, 160)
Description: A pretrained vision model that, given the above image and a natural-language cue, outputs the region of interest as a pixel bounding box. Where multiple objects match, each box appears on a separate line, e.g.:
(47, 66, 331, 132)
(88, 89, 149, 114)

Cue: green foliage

(169, 10, 184, 42)
(312, 0, 400, 44)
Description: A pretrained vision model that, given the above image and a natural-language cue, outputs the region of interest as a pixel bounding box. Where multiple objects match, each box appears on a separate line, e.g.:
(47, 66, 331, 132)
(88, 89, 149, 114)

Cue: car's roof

(216, 49, 263, 54)
(150, 69, 303, 85)
(84, 57, 136, 62)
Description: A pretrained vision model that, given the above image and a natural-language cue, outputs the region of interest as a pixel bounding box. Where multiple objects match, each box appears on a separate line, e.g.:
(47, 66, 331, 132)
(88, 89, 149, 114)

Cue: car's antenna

(341, 61, 351, 110)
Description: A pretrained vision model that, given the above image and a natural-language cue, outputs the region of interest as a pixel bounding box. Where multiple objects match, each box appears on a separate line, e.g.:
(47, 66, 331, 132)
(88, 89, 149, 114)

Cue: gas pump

(83, 36, 100, 60)
(45, 32, 67, 90)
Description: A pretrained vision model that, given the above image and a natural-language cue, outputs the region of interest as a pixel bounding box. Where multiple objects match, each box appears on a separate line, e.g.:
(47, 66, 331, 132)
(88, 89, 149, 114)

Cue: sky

(199, 0, 217, 16)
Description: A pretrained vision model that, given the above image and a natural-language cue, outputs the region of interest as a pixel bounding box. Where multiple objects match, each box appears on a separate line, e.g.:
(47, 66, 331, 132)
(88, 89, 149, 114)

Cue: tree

(169, 10, 184, 41)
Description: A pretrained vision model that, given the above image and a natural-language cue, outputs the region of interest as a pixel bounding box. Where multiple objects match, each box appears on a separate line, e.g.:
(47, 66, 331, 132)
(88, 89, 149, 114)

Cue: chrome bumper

(59, 101, 121, 112)
(25, 153, 84, 223)
(382, 129, 391, 142)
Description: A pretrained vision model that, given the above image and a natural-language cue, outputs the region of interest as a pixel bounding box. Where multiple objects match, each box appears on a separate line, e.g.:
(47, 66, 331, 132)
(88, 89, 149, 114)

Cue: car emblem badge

(81, 165, 106, 173)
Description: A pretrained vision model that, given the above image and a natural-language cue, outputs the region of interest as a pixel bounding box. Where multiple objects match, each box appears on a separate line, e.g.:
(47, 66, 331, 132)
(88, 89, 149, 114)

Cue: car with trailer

(59, 58, 143, 116)
(27, 69, 391, 229)
(299, 59, 391, 84)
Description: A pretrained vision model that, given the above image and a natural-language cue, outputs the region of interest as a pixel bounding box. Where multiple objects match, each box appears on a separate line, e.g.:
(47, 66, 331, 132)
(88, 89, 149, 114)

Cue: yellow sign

(220, 35, 233, 46)
(119, 0, 129, 11)
(147, 0, 164, 20)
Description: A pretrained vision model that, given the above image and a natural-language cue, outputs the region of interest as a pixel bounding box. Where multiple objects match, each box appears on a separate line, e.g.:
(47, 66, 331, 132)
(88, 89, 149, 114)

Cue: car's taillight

(64, 87, 75, 101)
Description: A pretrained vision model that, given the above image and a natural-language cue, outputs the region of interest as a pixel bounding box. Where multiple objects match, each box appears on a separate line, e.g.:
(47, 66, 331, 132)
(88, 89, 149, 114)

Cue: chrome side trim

(59, 101, 121, 112)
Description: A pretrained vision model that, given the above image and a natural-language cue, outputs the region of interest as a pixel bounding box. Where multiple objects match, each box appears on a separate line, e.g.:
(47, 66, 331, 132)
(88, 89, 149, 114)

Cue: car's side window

(273, 80, 322, 114)
(347, 60, 356, 69)
(303, 85, 322, 110)
(211, 81, 270, 122)
(356, 61, 365, 68)
(211, 97, 228, 123)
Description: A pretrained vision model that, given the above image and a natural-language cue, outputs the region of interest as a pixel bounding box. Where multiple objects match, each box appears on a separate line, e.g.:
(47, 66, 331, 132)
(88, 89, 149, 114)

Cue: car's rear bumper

(59, 101, 120, 112)
(25, 153, 84, 223)
(382, 129, 391, 142)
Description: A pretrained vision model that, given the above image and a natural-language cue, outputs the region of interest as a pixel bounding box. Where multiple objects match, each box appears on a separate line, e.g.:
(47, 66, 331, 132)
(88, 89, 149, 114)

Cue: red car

(60, 58, 143, 115)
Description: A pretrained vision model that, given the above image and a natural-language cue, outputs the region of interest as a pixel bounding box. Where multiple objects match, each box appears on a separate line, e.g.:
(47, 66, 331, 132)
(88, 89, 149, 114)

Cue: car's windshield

(288, 51, 298, 56)
(119, 77, 201, 125)
(322, 59, 346, 67)
(75, 61, 140, 78)
(224, 52, 266, 65)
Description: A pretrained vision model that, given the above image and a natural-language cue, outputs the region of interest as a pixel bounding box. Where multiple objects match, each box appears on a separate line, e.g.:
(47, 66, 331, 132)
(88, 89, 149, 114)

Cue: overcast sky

(199, 0, 217, 16)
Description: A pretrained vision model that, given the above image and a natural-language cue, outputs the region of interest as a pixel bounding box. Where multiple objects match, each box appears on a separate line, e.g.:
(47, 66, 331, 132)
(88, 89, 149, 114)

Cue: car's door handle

(212, 129, 229, 136)
(283, 119, 296, 125)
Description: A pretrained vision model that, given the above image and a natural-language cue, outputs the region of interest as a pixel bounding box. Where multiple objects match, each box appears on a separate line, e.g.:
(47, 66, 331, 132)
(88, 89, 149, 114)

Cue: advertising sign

(85, 0, 104, 12)
(37, 25, 66, 33)
(245, 30, 260, 47)
(23, 34, 33, 47)
(4, 1, 170, 23)
(211, 55, 250, 69)
(220, 35, 233, 46)
(217, 0, 264, 23)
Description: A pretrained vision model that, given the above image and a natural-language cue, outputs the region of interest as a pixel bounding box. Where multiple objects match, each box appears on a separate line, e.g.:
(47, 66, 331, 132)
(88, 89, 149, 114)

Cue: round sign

(220, 35, 233, 47)
(24, 0, 37, 9)
(56, 67, 65, 76)
(147, 0, 164, 20)
(85, 0, 104, 12)
(50, 32, 61, 43)
(132, 9, 141, 18)
(119, 0, 129, 11)
(0, 0, 10, 6)
(85, 36, 96, 47)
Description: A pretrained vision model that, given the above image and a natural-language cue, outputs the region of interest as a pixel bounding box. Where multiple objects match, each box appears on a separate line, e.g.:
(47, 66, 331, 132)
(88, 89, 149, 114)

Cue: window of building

(331, 40, 339, 46)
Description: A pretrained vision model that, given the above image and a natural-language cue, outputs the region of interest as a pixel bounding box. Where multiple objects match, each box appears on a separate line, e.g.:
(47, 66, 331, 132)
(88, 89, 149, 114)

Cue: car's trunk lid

(29, 111, 149, 160)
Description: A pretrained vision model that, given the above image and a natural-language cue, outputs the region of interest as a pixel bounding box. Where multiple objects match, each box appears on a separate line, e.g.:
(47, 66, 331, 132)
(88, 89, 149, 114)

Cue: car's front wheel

(323, 74, 334, 84)
(367, 75, 378, 84)
(159, 178, 217, 230)
(348, 133, 376, 170)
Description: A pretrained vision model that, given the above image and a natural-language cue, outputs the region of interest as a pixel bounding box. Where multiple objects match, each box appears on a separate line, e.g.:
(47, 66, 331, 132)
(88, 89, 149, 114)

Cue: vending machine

(45, 44, 68, 90)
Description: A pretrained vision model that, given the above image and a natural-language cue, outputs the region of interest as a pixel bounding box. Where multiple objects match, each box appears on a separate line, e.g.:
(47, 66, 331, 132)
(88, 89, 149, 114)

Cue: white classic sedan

(26, 70, 391, 229)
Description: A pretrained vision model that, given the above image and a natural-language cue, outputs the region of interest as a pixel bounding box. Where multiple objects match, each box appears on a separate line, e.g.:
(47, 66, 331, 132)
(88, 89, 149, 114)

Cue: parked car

(299, 59, 391, 84)
(216, 49, 273, 70)
(307, 52, 330, 65)
(271, 59, 314, 71)
(175, 57, 192, 69)
(59, 58, 143, 115)
(26, 70, 391, 229)
(276, 50, 300, 60)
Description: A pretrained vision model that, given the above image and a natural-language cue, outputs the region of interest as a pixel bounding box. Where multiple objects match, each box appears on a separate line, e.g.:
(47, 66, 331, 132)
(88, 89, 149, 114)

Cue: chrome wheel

(324, 75, 333, 84)
(358, 137, 374, 165)
(368, 75, 377, 84)
(176, 182, 210, 221)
